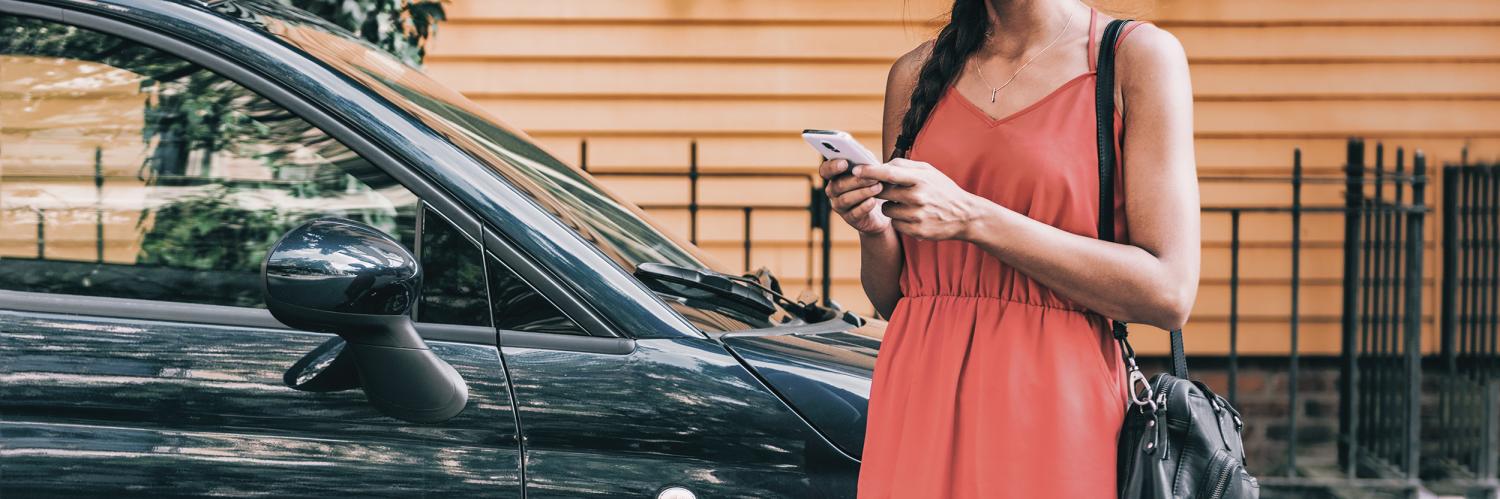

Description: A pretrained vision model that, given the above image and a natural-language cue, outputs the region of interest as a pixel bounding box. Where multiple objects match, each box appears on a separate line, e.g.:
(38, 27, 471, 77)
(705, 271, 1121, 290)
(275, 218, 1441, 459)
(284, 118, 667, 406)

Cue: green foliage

(135, 186, 290, 271)
(132, 0, 445, 269)
(141, 77, 275, 180)
(138, 0, 447, 175)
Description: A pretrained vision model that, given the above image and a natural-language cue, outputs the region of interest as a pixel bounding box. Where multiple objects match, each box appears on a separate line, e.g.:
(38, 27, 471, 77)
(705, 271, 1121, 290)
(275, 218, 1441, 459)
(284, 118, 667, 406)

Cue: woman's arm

(858, 26, 1199, 330)
(821, 44, 929, 319)
(865, 46, 933, 319)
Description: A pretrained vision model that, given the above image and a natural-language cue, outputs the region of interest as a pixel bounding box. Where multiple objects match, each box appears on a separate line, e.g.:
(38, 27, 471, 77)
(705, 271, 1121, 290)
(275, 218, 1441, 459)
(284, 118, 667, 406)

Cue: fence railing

(1431, 159, 1500, 494)
(579, 141, 837, 305)
(1338, 140, 1429, 484)
(1196, 139, 1432, 490)
(1198, 149, 1320, 478)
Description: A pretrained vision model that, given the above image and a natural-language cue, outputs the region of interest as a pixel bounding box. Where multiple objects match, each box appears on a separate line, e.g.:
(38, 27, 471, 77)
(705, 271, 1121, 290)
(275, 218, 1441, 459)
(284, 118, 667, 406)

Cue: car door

(0, 14, 521, 497)
(486, 258, 861, 497)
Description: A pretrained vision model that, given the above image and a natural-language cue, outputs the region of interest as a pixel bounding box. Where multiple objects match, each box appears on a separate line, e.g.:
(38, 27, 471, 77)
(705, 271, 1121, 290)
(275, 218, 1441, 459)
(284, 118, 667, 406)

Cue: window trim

(0, 3, 623, 346)
(497, 329, 634, 356)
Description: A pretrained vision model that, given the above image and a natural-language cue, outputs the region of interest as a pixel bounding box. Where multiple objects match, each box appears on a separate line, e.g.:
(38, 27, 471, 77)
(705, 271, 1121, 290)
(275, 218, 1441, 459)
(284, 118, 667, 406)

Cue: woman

(820, 0, 1200, 496)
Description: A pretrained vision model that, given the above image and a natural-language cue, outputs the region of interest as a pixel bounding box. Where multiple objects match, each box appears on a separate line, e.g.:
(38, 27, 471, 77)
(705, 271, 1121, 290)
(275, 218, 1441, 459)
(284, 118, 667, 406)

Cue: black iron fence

(1198, 149, 1320, 479)
(1337, 140, 1429, 485)
(6, 147, 109, 262)
(1430, 159, 1500, 494)
(579, 141, 838, 305)
(1196, 139, 1430, 491)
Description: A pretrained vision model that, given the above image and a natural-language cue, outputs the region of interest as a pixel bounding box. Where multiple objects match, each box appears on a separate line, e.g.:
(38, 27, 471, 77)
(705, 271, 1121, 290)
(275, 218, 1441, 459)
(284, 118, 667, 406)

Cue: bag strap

(1095, 18, 1189, 379)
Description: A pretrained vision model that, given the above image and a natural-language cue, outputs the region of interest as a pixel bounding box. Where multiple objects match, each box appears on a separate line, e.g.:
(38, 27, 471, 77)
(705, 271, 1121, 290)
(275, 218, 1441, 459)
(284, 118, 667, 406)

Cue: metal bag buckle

(1125, 361, 1156, 412)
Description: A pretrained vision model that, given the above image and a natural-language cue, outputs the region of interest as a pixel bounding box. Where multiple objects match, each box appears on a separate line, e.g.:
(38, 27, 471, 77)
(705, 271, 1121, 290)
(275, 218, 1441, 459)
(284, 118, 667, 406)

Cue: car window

(0, 16, 475, 313)
(486, 252, 587, 336)
(415, 206, 489, 327)
(664, 300, 762, 332)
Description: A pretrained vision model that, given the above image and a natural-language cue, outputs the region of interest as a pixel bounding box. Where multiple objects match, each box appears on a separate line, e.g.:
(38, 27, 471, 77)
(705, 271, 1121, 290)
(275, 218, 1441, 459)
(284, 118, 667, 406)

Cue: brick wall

(1134, 356, 1342, 474)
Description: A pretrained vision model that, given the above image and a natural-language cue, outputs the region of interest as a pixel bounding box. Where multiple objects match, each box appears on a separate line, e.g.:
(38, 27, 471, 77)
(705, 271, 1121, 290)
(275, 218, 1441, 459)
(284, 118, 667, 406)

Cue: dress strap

(1089, 11, 1150, 73)
(1114, 20, 1146, 50)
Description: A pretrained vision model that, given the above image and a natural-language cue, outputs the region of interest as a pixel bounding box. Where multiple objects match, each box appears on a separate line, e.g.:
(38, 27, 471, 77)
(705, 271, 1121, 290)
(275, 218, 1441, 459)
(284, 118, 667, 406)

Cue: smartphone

(802, 129, 881, 169)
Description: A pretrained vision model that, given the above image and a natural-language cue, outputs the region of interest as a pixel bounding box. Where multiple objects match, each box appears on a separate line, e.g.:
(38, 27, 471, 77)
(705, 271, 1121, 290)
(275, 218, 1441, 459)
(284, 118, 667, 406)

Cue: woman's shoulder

(1113, 21, 1188, 80)
(1091, 16, 1188, 109)
(888, 40, 934, 86)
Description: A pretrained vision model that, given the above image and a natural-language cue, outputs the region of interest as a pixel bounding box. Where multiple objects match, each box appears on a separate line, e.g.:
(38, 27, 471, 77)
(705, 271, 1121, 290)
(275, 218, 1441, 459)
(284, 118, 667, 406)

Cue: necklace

(972, 7, 1079, 103)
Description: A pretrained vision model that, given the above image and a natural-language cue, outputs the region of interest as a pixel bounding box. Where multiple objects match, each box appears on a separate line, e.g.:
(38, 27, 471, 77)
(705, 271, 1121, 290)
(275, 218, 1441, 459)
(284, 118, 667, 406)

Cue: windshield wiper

(634, 262, 778, 316)
(722, 271, 843, 323)
(635, 262, 860, 326)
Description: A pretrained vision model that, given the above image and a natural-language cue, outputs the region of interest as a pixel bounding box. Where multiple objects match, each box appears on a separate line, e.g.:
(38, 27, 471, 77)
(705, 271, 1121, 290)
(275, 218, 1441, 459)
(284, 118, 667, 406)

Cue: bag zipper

(1157, 378, 1176, 460)
(1206, 453, 1236, 499)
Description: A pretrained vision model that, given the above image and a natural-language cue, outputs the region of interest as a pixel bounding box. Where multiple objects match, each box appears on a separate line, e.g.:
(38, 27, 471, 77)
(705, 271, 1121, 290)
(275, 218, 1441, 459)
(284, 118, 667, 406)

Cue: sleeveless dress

(857, 12, 1144, 498)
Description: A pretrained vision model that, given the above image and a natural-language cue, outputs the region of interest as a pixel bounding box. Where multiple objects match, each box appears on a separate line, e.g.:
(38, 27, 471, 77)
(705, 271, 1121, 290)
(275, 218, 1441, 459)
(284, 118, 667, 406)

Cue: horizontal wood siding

(425, 0, 1500, 355)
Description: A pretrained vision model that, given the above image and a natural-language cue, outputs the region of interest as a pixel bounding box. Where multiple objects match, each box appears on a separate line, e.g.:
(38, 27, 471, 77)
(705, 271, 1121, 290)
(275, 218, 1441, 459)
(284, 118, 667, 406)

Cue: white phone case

(802, 129, 881, 166)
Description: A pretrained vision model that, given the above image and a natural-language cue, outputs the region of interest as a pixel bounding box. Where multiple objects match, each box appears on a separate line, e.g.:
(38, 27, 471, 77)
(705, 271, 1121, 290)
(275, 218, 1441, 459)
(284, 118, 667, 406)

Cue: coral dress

(857, 13, 1143, 498)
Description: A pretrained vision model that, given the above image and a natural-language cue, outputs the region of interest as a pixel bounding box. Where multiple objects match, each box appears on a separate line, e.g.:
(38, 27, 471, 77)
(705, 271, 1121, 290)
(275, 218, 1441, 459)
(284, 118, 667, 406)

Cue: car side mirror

(263, 217, 468, 423)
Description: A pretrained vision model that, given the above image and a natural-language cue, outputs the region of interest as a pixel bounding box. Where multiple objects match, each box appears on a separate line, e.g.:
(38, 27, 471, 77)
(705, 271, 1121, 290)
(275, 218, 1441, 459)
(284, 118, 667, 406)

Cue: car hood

(719, 318, 883, 459)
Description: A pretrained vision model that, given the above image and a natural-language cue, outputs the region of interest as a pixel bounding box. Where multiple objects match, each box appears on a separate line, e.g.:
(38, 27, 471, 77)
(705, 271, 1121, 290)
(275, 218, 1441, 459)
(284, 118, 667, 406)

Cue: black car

(0, 1, 881, 496)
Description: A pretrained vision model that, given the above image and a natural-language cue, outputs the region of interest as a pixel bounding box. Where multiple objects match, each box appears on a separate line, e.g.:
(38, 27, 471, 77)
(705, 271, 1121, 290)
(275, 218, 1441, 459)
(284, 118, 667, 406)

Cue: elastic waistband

(899, 294, 1091, 314)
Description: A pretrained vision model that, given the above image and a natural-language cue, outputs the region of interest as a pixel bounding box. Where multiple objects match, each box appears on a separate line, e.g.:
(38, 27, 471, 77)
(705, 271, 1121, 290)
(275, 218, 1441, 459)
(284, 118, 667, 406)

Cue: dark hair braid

(893, 0, 989, 159)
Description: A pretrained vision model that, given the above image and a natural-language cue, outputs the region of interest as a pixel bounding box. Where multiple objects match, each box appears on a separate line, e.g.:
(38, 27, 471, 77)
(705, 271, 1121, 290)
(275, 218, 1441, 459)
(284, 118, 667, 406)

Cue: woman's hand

(819, 158, 892, 235)
(854, 158, 989, 241)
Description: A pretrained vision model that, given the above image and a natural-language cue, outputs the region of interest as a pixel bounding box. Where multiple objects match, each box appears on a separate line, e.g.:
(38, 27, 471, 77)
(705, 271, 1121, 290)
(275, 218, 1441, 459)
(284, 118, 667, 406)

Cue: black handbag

(1095, 19, 1260, 499)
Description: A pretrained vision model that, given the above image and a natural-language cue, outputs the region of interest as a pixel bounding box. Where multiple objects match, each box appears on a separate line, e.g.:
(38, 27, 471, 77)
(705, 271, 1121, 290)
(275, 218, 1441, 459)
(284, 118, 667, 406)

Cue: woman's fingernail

(851, 165, 861, 175)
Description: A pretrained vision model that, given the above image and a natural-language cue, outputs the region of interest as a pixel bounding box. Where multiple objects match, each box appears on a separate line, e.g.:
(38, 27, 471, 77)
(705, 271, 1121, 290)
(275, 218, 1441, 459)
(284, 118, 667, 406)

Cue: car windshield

(218, 1, 714, 273)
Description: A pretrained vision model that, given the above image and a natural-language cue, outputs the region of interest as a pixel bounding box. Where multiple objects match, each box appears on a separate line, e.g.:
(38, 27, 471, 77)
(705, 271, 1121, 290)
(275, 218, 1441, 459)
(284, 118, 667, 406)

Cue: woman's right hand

(819, 158, 891, 235)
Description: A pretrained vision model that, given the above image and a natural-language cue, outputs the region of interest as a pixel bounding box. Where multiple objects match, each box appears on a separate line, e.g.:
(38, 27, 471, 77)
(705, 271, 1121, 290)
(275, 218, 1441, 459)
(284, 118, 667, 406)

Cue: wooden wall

(1, 56, 154, 263)
(422, 0, 1500, 355)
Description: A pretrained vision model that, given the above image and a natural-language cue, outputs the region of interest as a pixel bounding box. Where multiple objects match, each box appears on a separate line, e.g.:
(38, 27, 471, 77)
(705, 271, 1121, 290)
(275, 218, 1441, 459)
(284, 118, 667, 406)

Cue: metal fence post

(1402, 151, 1426, 480)
(743, 207, 753, 270)
(95, 146, 105, 263)
(1289, 148, 1304, 476)
(1442, 165, 1458, 373)
(820, 199, 833, 307)
(36, 209, 46, 259)
(1462, 164, 1475, 380)
(689, 141, 699, 245)
(1439, 164, 1459, 471)
(1378, 143, 1395, 468)
(1341, 137, 1366, 477)
(1486, 164, 1498, 381)
(1229, 208, 1241, 406)
(809, 182, 833, 307)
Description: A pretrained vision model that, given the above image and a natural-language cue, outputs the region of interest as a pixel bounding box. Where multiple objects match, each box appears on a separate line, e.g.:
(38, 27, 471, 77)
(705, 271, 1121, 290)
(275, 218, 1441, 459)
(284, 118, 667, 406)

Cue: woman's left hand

(852, 158, 991, 241)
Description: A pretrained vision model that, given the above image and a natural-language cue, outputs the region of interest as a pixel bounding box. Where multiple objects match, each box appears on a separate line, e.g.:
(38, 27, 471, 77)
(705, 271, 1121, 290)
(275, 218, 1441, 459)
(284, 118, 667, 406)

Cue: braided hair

(893, 0, 990, 159)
